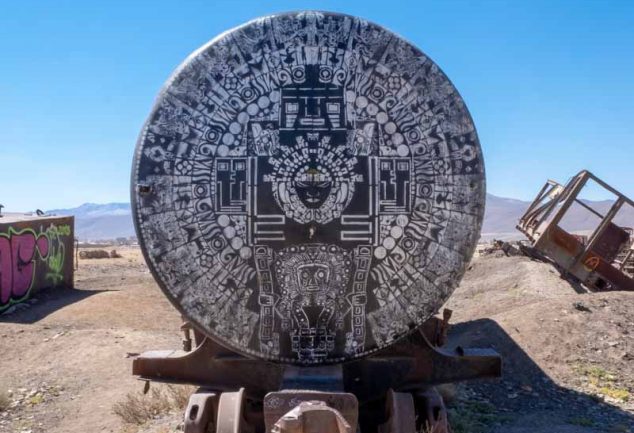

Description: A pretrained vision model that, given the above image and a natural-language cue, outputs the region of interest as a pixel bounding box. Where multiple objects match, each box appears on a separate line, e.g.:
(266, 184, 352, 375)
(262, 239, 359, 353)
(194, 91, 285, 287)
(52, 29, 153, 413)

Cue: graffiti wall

(0, 216, 74, 311)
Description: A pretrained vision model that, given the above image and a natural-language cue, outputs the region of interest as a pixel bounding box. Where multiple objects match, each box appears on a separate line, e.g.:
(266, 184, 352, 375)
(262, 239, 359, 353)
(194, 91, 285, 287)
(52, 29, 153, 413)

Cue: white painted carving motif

(132, 11, 485, 364)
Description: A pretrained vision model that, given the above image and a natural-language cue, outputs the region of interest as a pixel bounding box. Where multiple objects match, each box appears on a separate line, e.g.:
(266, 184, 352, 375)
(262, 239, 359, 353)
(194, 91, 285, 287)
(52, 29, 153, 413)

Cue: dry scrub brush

(0, 388, 9, 412)
(113, 384, 193, 425)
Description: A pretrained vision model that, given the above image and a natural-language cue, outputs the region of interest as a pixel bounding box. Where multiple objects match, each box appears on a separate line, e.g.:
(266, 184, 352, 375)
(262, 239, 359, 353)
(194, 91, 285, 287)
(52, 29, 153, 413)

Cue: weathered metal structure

(131, 11, 500, 432)
(517, 170, 634, 291)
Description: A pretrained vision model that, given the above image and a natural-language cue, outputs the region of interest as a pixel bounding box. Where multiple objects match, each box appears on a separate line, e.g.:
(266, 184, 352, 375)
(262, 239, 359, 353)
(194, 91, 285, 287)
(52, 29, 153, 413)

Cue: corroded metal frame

(517, 170, 634, 291)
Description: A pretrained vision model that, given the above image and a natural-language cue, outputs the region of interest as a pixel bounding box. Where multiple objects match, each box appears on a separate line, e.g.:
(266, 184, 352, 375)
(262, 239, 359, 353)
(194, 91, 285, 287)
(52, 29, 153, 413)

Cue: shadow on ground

(447, 318, 633, 433)
(0, 286, 109, 324)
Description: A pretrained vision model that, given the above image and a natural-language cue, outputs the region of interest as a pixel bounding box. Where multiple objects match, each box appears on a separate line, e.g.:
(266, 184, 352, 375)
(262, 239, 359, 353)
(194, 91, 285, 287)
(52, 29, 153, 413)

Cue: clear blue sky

(1, 0, 633, 211)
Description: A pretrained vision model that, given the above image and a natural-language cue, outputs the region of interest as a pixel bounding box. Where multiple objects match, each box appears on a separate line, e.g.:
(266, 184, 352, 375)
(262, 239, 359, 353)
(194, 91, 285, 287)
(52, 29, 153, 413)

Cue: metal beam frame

(517, 170, 634, 291)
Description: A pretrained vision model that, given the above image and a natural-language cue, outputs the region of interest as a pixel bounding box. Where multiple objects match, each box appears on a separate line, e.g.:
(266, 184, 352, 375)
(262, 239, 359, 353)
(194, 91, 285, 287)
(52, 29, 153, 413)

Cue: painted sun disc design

(132, 11, 485, 365)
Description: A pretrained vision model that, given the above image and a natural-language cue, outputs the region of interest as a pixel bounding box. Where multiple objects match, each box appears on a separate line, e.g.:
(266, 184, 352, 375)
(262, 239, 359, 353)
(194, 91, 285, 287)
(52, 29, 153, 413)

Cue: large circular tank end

(131, 11, 485, 365)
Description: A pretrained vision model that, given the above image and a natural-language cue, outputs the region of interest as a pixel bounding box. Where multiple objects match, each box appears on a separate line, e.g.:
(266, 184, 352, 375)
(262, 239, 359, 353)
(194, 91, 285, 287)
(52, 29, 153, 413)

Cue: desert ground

(0, 246, 632, 433)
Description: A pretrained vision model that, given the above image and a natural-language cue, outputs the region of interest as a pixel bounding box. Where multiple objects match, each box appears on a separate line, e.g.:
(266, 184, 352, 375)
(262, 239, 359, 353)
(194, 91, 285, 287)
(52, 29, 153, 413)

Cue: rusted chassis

(133, 312, 501, 432)
(517, 170, 634, 291)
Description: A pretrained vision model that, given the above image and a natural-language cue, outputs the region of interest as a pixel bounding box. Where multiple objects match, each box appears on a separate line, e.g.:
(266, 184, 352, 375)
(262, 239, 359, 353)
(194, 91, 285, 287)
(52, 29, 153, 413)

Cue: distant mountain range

(46, 195, 633, 242)
(47, 203, 135, 241)
(481, 194, 634, 240)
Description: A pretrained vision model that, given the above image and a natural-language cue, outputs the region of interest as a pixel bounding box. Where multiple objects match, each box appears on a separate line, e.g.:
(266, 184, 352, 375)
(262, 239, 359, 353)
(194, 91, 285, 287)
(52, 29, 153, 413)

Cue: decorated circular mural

(132, 11, 485, 365)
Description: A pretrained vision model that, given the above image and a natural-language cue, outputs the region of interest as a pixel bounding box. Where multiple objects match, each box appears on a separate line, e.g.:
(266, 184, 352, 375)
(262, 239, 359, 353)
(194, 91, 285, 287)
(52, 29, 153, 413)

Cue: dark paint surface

(132, 11, 485, 364)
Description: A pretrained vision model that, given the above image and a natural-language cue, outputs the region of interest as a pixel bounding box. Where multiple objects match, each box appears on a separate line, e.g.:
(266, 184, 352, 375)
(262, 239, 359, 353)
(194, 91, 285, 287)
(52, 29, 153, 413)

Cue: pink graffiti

(0, 231, 49, 306)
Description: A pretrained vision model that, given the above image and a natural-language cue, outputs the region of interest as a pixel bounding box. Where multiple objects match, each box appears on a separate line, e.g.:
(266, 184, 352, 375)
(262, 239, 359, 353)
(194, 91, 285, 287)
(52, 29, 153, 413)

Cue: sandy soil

(0, 248, 632, 433)
(445, 254, 633, 432)
(0, 247, 182, 433)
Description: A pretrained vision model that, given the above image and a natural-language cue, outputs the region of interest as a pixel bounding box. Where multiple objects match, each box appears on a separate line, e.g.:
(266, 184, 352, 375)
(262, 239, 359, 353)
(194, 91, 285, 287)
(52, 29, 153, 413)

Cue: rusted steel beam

(133, 320, 501, 403)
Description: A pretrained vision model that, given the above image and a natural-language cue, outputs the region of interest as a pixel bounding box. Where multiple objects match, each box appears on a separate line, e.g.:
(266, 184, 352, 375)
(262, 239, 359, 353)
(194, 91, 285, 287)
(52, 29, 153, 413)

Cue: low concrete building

(0, 213, 74, 311)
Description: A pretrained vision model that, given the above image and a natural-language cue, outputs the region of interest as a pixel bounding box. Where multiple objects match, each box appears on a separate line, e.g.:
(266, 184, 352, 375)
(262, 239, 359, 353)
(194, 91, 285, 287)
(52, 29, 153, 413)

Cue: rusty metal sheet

(591, 223, 629, 261)
(549, 225, 584, 257)
(132, 11, 485, 365)
(581, 252, 634, 291)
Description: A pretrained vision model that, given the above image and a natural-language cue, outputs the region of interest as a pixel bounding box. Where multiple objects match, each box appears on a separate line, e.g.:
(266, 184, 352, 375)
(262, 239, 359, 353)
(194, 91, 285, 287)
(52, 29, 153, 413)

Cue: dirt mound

(0, 247, 182, 433)
(447, 255, 581, 322)
(446, 255, 633, 432)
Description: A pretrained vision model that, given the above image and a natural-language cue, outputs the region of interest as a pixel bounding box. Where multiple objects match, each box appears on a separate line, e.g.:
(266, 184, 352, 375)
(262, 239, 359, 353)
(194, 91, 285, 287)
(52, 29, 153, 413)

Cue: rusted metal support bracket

(132, 338, 285, 399)
(133, 317, 501, 403)
(132, 314, 500, 432)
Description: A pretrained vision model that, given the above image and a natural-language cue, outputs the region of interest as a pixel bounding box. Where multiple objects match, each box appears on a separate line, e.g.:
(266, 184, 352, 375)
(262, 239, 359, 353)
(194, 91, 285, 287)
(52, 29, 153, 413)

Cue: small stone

(573, 301, 592, 313)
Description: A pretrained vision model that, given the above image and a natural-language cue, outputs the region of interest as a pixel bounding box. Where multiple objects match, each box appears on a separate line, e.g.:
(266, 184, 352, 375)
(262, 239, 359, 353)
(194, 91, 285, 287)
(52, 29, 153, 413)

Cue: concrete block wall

(0, 215, 74, 311)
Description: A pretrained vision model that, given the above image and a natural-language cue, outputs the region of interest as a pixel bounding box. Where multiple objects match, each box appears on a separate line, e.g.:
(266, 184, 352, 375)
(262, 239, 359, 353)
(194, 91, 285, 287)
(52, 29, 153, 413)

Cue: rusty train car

(130, 11, 499, 432)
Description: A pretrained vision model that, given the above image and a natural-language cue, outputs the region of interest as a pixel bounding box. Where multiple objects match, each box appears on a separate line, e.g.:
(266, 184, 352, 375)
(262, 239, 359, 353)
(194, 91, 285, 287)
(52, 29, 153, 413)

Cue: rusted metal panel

(580, 252, 634, 291)
(591, 223, 629, 261)
(549, 225, 584, 257)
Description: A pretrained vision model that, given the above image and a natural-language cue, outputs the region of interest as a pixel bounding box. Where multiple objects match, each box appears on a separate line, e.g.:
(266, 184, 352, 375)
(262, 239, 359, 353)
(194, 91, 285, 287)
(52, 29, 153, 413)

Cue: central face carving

(294, 167, 333, 209)
(297, 263, 330, 291)
(259, 64, 361, 225)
